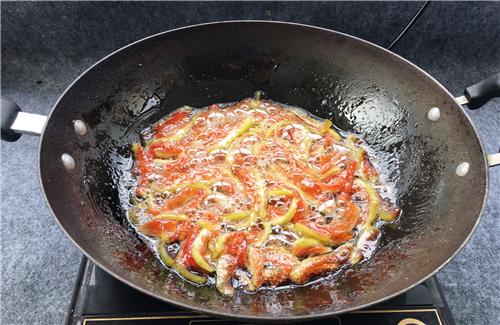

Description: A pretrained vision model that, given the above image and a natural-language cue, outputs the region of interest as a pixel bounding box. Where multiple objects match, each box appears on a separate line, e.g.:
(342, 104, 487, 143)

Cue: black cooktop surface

(66, 257, 455, 325)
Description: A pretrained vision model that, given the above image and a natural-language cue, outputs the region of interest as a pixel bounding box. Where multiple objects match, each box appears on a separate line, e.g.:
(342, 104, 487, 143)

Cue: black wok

(1, 21, 499, 321)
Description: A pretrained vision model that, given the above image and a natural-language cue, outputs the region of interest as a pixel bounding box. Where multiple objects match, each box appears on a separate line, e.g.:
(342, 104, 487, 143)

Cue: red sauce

(129, 97, 399, 295)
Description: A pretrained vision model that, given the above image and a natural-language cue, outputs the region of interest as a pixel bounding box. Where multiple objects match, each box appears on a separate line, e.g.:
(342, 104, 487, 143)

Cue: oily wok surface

(39, 22, 487, 320)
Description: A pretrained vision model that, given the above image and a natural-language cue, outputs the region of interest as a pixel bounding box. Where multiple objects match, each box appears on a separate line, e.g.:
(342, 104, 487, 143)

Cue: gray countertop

(1, 2, 499, 324)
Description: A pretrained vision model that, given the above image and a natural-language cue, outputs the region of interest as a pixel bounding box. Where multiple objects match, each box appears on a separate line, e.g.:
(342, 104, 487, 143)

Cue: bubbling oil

(126, 95, 400, 294)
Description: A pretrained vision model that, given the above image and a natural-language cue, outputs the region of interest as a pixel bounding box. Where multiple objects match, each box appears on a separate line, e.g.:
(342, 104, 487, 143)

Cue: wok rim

(37, 20, 489, 321)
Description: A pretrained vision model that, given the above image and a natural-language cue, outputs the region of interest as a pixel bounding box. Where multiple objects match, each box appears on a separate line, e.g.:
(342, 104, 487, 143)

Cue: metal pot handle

(455, 72, 500, 109)
(1, 98, 47, 141)
(487, 153, 500, 167)
(454, 73, 500, 167)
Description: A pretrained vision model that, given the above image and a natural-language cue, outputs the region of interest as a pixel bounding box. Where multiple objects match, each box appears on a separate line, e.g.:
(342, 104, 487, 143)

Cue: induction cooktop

(66, 256, 455, 325)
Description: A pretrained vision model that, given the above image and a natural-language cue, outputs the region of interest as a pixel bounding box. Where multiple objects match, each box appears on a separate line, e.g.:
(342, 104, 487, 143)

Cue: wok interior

(39, 22, 486, 318)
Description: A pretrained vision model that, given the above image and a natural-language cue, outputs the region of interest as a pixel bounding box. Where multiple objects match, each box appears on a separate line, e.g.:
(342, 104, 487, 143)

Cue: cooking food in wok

(2, 20, 498, 320)
(129, 96, 399, 296)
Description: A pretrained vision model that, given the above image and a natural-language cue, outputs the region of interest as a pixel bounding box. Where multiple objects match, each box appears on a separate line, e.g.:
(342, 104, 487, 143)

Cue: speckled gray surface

(0, 2, 498, 325)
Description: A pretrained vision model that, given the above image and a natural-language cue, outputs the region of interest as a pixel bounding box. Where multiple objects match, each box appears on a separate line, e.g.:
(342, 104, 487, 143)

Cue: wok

(1, 21, 499, 321)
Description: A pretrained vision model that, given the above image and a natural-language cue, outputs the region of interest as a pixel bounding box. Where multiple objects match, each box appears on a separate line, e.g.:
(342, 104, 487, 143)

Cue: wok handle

(457, 72, 500, 110)
(1, 98, 47, 142)
(488, 153, 500, 167)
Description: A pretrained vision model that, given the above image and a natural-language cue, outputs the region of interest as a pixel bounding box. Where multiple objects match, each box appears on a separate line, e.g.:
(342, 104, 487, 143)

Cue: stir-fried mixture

(129, 97, 399, 296)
